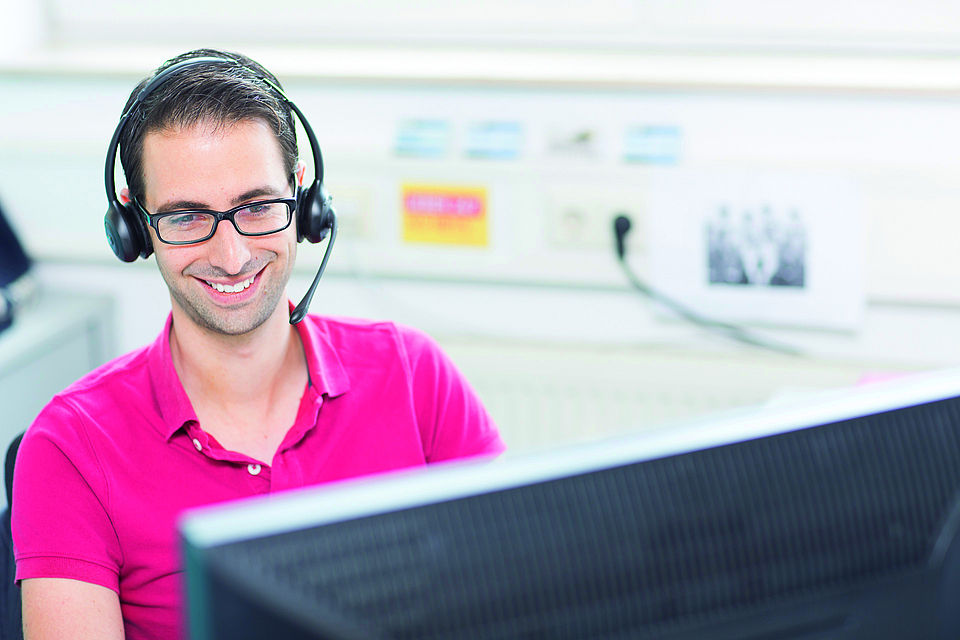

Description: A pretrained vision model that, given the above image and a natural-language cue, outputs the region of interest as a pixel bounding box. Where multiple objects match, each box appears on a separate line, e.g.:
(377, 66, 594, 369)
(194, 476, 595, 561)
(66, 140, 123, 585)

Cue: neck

(169, 300, 305, 406)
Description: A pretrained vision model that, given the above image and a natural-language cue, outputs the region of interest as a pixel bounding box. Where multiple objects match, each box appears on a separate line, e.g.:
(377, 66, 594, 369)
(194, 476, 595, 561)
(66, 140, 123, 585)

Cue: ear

(119, 187, 132, 205)
(295, 161, 306, 188)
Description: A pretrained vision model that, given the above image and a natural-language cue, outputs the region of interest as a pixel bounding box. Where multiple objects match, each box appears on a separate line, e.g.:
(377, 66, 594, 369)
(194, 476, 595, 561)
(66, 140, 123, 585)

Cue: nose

(206, 218, 252, 275)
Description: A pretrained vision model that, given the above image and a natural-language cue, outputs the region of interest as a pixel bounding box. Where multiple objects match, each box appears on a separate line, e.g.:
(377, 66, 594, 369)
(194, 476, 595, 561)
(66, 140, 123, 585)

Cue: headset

(103, 55, 337, 324)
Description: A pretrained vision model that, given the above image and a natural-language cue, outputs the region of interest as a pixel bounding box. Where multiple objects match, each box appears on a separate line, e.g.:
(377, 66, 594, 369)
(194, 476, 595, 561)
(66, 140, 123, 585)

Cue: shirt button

(247, 464, 262, 476)
(192, 438, 202, 452)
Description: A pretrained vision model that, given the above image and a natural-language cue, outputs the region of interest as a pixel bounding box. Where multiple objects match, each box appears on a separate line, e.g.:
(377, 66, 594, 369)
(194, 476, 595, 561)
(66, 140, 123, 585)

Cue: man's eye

(167, 213, 205, 227)
(242, 203, 269, 215)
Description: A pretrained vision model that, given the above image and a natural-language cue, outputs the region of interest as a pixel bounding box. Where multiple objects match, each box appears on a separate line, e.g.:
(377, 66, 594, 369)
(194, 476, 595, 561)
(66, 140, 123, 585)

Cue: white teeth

(206, 276, 254, 294)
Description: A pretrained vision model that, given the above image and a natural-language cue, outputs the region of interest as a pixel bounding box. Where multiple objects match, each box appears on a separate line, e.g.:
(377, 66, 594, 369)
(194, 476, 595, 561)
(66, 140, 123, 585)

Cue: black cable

(613, 215, 803, 357)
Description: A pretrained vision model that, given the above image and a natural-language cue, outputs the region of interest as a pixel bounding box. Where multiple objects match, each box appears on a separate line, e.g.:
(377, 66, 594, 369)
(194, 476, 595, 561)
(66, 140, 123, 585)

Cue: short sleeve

(12, 398, 122, 593)
(399, 326, 506, 463)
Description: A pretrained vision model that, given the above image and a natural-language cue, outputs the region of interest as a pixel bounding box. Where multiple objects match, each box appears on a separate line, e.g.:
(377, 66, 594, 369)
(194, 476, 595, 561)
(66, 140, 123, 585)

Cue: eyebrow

(153, 186, 289, 214)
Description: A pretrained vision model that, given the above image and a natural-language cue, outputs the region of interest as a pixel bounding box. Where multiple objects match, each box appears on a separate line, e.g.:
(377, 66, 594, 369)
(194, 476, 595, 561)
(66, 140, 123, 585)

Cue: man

(12, 49, 504, 640)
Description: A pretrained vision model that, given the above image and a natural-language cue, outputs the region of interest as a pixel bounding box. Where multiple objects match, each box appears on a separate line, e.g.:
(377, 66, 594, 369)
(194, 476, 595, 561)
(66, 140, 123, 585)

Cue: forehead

(140, 118, 288, 206)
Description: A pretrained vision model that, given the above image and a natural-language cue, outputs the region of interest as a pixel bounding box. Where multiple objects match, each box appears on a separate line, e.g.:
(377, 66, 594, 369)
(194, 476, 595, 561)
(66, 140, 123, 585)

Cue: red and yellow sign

(401, 184, 488, 246)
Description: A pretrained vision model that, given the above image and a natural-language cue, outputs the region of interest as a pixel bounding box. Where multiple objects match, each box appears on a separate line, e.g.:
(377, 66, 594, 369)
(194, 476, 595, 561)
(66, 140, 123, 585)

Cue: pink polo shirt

(12, 311, 503, 640)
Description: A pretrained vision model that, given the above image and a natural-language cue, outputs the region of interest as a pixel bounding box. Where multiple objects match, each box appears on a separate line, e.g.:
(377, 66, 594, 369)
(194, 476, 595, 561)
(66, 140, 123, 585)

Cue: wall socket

(545, 186, 645, 253)
(329, 182, 375, 239)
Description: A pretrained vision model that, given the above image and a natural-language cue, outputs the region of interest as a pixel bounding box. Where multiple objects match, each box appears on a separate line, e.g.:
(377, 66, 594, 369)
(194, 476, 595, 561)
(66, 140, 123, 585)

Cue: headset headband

(104, 56, 324, 207)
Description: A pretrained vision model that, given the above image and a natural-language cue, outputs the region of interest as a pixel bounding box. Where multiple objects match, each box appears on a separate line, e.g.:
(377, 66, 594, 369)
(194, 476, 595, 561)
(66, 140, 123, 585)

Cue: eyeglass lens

(157, 201, 292, 243)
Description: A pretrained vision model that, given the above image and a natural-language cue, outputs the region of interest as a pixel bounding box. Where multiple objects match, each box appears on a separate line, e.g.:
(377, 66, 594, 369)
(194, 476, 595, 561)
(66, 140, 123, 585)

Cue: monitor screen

(180, 371, 960, 639)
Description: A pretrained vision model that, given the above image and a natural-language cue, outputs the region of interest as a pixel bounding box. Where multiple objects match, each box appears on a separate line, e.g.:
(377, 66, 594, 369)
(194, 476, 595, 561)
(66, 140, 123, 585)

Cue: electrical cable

(613, 215, 803, 357)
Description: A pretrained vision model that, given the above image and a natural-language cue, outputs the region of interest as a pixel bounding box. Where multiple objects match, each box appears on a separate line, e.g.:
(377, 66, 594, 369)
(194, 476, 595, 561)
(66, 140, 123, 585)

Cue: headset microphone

(290, 207, 337, 325)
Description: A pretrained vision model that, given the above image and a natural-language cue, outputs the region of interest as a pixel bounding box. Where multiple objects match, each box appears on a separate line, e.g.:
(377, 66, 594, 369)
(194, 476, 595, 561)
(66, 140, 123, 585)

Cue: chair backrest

(2, 432, 24, 640)
(4, 433, 22, 512)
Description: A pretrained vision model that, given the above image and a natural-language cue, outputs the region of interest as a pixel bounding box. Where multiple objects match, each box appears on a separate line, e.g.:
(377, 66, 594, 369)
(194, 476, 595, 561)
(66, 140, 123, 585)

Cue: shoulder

(305, 315, 440, 362)
(16, 341, 164, 521)
(63, 345, 152, 394)
(306, 314, 426, 340)
(55, 344, 152, 409)
(25, 344, 152, 445)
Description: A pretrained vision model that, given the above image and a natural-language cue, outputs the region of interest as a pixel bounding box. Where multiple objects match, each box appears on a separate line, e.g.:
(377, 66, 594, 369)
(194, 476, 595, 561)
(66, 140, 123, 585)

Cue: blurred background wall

(3, 0, 960, 453)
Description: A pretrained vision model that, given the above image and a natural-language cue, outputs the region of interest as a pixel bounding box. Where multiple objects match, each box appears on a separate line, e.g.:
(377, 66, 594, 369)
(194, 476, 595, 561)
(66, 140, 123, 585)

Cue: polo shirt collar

(148, 304, 351, 442)
(148, 314, 198, 441)
(293, 302, 351, 400)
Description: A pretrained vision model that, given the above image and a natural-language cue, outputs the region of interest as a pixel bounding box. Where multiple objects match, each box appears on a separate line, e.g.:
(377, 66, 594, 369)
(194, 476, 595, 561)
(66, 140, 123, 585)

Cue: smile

(204, 275, 255, 294)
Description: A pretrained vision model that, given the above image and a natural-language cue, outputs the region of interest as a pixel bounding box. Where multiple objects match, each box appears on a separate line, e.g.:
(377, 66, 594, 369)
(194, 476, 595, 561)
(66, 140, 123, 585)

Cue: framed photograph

(646, 168, 864, 331)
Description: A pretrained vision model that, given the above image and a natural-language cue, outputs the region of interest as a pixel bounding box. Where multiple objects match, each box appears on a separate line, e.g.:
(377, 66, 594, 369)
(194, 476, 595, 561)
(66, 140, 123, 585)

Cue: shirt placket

(269, 390, 324, 493)
(184, 422, 273, 494)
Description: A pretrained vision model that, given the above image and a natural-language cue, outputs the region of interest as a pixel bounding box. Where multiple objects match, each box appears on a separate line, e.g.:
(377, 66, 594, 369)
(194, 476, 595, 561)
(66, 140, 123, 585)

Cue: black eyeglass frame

(132, 197, 298, 246)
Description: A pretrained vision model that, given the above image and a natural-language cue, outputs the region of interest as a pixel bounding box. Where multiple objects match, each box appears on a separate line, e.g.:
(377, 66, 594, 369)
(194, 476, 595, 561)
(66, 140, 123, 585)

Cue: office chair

(1, 432, 24, 640)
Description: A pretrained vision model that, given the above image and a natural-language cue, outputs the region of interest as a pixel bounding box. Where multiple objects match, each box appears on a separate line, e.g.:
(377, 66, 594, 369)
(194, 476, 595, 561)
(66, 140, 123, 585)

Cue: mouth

(203, 275, 256, 294)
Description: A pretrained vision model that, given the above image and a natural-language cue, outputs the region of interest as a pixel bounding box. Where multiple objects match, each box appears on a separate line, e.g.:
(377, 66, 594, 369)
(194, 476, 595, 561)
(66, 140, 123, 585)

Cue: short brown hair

(118, 49, 298, 201)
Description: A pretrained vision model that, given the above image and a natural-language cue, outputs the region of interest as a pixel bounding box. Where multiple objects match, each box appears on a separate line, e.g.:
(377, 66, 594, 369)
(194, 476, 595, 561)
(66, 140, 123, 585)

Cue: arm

(13, 401, 125, 638)
(22, 578, 124, 640)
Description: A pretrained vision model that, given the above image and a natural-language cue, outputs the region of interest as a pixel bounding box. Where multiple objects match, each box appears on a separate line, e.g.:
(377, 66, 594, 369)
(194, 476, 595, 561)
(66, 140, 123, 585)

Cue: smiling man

(12, 50, 504, 640)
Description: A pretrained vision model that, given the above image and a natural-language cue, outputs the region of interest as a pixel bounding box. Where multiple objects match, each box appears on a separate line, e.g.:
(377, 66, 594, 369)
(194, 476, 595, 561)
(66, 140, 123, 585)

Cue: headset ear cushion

(297, 181, 325, 244)
(131, 203, 153, 259)
(104, 199, 152, 262)
(295, 185, 309, 243)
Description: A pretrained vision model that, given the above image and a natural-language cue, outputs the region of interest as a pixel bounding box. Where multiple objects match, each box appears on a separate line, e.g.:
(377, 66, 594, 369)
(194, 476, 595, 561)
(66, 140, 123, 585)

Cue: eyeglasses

(134, 197, 297, 245)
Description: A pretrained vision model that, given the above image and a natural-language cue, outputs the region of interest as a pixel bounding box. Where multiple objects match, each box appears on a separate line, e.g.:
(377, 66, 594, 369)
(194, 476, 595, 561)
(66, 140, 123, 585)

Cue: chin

(201, 311, 274, 336)
(172, 289, 285, 337)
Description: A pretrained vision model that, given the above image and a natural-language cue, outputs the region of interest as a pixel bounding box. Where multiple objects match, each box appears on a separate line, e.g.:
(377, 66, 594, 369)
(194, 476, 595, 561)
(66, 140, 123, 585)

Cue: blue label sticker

(395, 120, 452, 159)
(465, 121, 523, 160)
(624, 126, 682, 164)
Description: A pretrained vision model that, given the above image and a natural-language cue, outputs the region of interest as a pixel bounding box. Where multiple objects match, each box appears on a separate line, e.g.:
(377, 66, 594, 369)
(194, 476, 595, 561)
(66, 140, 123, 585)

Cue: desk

(0, 293, 114, 509)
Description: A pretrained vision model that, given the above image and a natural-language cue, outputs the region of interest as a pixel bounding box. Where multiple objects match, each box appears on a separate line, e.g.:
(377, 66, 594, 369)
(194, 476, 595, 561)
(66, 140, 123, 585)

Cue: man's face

(140, 118, 298, 336)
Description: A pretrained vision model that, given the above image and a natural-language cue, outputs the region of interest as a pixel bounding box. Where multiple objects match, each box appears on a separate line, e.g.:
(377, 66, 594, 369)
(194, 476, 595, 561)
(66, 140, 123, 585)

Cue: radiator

(437, 340, 908, 455)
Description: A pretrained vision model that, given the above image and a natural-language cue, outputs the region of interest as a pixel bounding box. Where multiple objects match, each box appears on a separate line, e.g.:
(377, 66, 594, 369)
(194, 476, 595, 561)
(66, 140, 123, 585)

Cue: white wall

(4, 1, 960, 380)
(3, 76, 960, 361)
(4, 77, 960, 297)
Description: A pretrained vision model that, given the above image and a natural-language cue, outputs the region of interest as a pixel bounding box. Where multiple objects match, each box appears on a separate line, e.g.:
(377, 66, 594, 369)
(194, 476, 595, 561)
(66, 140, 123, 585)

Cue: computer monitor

(180, 370, 960, 639)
